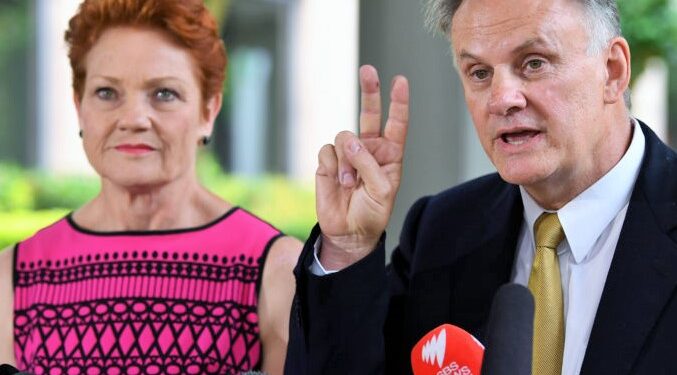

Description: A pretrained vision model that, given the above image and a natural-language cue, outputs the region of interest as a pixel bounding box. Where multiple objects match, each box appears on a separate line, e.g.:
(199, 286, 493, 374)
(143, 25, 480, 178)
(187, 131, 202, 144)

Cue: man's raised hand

(316, 65, 410, 270)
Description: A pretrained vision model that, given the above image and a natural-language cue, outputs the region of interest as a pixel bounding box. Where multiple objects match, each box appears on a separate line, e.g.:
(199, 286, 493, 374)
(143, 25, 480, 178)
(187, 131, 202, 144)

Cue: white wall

(36, 0, 93, 174)
(632, 58, 669, 142)
(287, 0, 359, 181)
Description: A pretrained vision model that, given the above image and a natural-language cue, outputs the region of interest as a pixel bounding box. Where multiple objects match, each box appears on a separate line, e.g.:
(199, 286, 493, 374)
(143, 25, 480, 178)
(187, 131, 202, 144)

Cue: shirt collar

(520, 118, 645, 263)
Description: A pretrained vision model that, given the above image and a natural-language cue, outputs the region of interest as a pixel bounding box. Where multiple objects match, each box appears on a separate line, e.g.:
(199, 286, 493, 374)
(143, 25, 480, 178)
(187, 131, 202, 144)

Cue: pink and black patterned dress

(13, 207, 283, 375)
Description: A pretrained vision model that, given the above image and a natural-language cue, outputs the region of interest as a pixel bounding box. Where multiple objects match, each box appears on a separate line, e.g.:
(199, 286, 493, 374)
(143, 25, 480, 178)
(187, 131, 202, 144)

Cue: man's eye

(470, 69, 490, 81)
(526, 59, 545, 70)
(95, 88, 117, 100)
(154, 88, 179, 102)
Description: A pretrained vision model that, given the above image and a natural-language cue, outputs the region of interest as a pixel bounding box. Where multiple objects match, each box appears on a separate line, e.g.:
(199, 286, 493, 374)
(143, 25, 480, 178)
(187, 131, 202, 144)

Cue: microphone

(1, 364, 262, 375)
(480, 283, 534, 375)
(0, 364, 32, 375)
(410, 324, 484, 375)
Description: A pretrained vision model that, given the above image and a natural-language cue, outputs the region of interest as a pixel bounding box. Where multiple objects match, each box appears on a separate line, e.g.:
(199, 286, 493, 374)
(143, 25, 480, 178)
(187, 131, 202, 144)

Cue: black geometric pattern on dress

(14, 253, 265, 375)
(14, 298, 261, 375)
(15, 251, 264, 287)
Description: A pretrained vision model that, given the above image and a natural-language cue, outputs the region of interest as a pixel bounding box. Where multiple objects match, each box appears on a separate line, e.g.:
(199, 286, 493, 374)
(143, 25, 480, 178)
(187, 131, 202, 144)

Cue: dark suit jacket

(285, 122, 677, 375)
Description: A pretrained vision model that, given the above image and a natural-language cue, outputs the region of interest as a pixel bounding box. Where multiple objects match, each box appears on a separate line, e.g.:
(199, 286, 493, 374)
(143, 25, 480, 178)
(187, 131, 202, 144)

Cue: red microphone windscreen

(411, 324, 484, 375)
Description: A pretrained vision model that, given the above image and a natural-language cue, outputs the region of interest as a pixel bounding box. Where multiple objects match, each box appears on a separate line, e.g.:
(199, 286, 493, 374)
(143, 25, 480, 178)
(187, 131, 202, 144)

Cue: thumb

(344, 138, 394, 204)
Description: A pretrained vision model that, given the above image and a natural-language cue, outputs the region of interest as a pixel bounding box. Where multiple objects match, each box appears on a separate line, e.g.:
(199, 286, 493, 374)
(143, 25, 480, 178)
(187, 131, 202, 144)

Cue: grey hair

(424, 0, 621, 52)
(424, 0, 631, 107)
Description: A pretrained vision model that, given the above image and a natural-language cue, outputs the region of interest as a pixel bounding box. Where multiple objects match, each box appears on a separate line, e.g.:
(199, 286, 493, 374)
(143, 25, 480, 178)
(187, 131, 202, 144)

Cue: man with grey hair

(285, 0, 677, 374)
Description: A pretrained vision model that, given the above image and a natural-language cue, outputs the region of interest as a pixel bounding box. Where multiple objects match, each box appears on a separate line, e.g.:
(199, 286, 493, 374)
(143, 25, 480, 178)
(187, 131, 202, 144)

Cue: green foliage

(0, 155, 316, 249)
(0, 164, 35, 211)
(619, 0, 677, 81)
(31, 174, 100, 210)
(0, 209, 69, 250)
(0, 164, 100, 211)
(204, 0, 231, 28)
(196, 153, 316, 240)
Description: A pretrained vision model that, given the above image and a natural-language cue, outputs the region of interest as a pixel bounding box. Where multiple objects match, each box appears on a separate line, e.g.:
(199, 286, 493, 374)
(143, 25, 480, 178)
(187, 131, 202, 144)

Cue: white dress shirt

(512, 119, 645, 375)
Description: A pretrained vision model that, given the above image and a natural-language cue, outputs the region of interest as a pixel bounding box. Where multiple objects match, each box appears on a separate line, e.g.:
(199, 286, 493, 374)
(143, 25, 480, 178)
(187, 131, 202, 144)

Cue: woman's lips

(114, 144, 155, 155)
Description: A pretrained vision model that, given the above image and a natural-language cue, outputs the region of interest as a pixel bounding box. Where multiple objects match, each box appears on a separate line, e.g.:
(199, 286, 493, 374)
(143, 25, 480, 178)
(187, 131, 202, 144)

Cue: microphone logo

(411, 324, 484, 375)
(421, 328, 446, 368)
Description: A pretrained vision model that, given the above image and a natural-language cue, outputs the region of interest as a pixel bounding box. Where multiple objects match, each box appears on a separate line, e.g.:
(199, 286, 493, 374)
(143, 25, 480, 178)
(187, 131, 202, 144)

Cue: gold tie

(528, 213, 565, 375)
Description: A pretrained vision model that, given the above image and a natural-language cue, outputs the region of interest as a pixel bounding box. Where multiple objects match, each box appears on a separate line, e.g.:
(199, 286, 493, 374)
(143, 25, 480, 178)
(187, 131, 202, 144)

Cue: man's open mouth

(501, 130, 540, 145)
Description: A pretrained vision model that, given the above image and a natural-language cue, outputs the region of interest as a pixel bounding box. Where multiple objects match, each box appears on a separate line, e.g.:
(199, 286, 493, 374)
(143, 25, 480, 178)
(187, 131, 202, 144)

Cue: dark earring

(202, 136, 211, 145)
(79, 130, 83, 138)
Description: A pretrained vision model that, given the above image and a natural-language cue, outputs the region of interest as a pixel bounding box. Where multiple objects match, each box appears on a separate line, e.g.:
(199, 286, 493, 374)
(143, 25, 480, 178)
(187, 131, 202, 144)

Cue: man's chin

(495, 168, 549, 187)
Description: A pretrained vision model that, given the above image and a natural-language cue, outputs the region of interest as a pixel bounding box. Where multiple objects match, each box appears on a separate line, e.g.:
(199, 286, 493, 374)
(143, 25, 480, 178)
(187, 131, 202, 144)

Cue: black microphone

(480, 283, 534, 375)
(0, 364, 32, 375)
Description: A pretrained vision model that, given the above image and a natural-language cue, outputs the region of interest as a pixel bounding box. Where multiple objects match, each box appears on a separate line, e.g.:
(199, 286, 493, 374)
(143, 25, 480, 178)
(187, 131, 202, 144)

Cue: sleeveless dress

(13, 207, 282, 375)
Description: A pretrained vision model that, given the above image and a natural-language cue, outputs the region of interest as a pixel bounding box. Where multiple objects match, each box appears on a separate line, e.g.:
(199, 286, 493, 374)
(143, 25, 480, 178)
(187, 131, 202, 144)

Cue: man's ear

(603, 37, 631, 104)
(201, 93, 223, 138)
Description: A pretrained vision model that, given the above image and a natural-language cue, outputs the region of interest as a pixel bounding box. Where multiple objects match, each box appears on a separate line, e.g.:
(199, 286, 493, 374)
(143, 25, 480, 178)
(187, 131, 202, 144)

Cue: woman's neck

(74, 176, 229, 231)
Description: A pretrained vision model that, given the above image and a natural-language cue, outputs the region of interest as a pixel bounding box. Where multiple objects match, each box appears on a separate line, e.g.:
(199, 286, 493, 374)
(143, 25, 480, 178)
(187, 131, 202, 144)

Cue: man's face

(451, 0, 614, 202)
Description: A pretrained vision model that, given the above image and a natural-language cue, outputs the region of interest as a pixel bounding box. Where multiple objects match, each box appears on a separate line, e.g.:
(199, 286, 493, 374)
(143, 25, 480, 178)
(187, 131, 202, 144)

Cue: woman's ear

(74, 92, 82, 113)
(603, 36, 631, 105)
(201, 93, 223, 138)
(74, 92, 85, 137)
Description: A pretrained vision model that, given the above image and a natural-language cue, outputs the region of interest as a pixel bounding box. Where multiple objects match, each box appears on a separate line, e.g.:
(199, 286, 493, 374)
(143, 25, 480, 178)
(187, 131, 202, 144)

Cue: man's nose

(116, 96, 152, 131)
(487, 70, 527, 116)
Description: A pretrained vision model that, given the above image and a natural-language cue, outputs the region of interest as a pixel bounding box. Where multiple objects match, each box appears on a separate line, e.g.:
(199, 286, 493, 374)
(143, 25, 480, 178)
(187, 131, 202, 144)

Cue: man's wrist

(319, 234, 380, 270)
(310, 236, 338, 275)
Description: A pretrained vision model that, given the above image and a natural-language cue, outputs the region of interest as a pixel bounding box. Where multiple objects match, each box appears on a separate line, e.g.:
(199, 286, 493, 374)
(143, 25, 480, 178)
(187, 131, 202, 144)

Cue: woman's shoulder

(13, 215, 90, 269)
(16, 216, 71, 249)
(263, 236, 303, 274)
(0, 245, 14, 291)
(221, 207, 283, 237)
(0, 245, 14, 279)
(0, 245, 16, 364)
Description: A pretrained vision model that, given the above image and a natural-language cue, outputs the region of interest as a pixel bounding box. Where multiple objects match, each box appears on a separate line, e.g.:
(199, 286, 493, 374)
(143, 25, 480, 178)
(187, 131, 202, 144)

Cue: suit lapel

(581, 123, 677, 374)
(408, 181, 524, 343)
(447, 183, 524, 340)
(581, 191, 677, 374)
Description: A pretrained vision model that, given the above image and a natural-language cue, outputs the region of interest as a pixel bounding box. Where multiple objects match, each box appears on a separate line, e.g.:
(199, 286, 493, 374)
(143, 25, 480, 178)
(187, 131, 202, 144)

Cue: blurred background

(0, 0, 675, 251)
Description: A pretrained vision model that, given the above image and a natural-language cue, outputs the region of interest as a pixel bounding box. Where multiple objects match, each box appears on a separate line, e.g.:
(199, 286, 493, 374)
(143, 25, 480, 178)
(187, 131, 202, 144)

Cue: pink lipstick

(115, 144, 155, 155)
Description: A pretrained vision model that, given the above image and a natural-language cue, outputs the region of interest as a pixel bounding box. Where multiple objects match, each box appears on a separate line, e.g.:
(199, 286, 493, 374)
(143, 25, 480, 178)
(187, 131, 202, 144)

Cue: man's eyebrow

(457, 37, 555, 63)
(458, 50, 480, 62)
(512, 37, 554, 54)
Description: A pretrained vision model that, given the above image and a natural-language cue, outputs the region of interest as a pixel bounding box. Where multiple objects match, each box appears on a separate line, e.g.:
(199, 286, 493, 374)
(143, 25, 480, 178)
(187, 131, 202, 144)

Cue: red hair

(65, 0, 227, 104)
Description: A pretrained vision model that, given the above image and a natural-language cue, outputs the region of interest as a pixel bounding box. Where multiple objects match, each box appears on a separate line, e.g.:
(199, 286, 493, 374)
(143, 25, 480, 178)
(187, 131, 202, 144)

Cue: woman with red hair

(0, 1, 301, 374)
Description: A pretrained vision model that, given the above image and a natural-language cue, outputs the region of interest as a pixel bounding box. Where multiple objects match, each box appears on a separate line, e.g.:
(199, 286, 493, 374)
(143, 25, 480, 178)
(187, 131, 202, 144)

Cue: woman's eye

(154, 88, 179, 102)
(95, 88, 117, 101)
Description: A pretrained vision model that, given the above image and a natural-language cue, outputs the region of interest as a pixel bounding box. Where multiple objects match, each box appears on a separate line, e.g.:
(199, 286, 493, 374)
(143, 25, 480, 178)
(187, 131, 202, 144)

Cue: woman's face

(76, 26, 220, 190)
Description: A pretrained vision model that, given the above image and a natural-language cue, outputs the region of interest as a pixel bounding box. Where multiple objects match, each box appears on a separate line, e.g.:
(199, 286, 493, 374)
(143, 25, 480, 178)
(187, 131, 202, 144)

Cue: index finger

(383, 75, 409, 146)
(359, 65, 382, 139)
